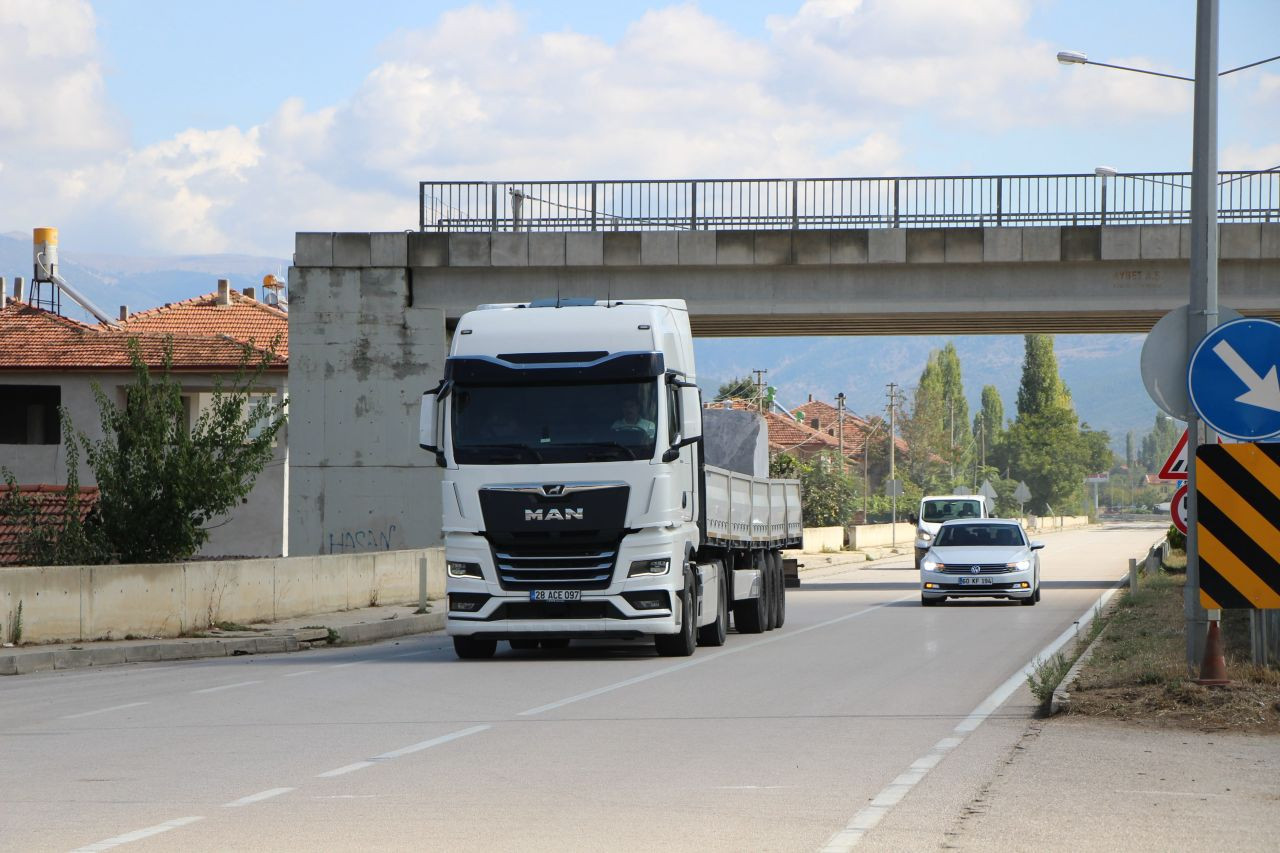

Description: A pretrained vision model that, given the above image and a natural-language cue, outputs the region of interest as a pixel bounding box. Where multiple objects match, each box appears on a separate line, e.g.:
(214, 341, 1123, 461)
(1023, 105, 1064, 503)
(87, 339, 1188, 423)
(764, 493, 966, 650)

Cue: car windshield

(451, 380, 658, 464)
(935, 524, 1026, 548)
(921, 499, 984, 523)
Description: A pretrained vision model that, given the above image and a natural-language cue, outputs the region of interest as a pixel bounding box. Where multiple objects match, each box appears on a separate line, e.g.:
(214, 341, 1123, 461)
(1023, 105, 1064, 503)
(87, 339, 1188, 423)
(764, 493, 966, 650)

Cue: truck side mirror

(419, 385, 446, 466)
(907, 513, 918, 524)
(679, 385, 702, 443)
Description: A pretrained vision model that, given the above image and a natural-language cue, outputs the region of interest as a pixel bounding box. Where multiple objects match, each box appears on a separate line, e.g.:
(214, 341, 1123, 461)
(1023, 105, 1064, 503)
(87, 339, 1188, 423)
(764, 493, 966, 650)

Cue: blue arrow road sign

(1188, 318, 1280, 441)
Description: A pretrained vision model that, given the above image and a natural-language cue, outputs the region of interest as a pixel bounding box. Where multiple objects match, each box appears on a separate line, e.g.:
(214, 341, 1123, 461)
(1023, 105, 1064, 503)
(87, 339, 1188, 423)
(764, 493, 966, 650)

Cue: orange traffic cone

(1195, 619, 1230, 687)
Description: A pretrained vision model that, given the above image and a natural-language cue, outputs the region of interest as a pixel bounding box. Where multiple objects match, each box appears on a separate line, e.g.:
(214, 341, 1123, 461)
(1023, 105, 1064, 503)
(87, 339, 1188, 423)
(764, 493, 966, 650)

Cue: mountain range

(1, 233, 1159, 451)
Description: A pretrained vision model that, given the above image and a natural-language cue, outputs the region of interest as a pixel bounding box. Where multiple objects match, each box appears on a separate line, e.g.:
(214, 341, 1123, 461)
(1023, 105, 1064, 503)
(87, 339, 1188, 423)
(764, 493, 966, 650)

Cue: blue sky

(3, 0, 1278, 256)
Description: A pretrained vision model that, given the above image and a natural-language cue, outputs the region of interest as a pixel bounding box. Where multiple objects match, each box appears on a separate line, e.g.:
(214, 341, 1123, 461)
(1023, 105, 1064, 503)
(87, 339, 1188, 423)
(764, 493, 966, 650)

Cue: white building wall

(0, 370, 287, 558)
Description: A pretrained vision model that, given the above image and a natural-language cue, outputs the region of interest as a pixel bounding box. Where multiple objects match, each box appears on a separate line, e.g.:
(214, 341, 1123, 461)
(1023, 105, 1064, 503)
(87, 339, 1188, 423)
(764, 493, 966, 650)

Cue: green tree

(79, 338, 287, 563)
(1002, 335, 1105, 515)
(1139, 413, 1181, 472)
(903, 343, 971, 491)
(715, 375, 756, 402)
(770, 450, 856, 528)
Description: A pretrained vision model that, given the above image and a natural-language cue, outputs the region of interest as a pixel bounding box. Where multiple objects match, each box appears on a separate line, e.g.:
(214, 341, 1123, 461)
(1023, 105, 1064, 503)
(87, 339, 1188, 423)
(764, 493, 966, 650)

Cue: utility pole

(752, 369, 768, 413)
(1185, 0, 1219, 672)
(887, 383, 901, 539)
(836, 392, 846, 475)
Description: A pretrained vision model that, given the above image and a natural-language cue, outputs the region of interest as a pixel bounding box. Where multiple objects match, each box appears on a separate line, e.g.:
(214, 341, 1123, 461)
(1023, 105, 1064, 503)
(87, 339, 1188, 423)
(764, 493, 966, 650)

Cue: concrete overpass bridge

(286, 172, 1279, 554)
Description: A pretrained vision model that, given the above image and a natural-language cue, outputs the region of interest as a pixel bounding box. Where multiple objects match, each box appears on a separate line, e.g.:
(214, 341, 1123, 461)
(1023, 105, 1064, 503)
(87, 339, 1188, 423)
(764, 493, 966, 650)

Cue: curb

(331, 612, 446, 645)
(1049, 587, 1124, 715)
(0, 610, 448, 677)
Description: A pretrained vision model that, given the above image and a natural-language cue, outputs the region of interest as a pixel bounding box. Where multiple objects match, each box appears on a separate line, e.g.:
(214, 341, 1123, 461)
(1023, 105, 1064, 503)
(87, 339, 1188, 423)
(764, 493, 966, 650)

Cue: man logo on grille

(525, 508, 584, 521)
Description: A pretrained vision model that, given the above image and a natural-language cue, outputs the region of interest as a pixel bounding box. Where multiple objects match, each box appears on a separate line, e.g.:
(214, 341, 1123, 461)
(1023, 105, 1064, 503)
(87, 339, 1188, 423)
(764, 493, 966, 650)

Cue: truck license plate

(530, 590, 582, 602)
(959, 576, 993, 586)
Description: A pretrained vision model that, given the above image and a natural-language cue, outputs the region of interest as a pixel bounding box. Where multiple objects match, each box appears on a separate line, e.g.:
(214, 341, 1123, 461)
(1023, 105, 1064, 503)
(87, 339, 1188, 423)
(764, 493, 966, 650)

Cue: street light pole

(836, 392, 846, 475)
(1184, 0, 1220, 671)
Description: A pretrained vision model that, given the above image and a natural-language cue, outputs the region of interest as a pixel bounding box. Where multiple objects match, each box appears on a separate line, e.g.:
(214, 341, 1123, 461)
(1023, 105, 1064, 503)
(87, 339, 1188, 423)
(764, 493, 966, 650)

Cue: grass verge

(1066, 560, 1280, 732)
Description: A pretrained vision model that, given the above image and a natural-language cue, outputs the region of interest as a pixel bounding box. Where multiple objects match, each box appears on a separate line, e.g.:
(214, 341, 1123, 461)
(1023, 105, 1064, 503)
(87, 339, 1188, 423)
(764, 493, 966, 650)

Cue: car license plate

(959, 576, 993, 586)
(530, 589, 582, 602)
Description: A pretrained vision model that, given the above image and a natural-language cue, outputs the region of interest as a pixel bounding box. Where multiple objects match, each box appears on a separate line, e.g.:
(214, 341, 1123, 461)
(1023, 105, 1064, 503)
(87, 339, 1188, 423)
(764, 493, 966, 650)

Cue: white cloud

(0, 1, 1268, 257)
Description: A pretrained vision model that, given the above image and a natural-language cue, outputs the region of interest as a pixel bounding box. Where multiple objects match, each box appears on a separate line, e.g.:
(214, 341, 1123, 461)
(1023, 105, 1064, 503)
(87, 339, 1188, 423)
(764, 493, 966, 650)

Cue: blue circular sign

(1187, 317, 1280, 440)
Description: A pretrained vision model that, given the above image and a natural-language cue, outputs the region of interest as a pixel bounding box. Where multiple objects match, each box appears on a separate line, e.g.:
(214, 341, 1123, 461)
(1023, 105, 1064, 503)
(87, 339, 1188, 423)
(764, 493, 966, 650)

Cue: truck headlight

(628, 558, 670, 577)
(918, 531, 933, 542)
(447, 560, 483, 579)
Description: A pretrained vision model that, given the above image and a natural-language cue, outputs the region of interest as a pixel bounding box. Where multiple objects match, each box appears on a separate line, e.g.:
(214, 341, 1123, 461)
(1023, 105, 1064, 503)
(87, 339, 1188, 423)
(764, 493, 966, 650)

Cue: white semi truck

(418, 298, 801, 659)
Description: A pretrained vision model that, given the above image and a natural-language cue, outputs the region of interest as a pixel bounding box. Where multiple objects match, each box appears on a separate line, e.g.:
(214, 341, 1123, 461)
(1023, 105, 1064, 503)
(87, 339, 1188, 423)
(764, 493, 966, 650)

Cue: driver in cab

(611, 398, 656, 440)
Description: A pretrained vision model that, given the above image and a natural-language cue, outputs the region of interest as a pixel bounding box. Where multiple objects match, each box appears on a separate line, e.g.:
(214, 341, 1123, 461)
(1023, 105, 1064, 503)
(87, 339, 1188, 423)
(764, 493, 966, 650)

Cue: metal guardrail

(420, 172, 1279, 232)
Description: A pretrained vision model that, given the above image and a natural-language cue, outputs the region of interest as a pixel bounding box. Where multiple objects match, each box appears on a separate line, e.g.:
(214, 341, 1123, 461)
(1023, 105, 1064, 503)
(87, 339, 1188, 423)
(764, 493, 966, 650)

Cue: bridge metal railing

(419, 171, 1279, 233)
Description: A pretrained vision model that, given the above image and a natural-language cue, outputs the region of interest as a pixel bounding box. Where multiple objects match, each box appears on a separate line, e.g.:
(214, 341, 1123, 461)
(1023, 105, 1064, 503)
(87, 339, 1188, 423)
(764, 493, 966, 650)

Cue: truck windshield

(451, 380, 658, 464)
(921, 499, 983, 523)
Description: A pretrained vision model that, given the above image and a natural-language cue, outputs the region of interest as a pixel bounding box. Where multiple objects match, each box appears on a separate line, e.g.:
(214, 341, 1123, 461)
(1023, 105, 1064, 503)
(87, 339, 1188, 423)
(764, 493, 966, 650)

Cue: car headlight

(1007, 559, 1031, 572)
(447, 560, 483, 579)
(919, 531, 933, 541)
(921, 559, 942, 572)
(628, 558, 670, 577)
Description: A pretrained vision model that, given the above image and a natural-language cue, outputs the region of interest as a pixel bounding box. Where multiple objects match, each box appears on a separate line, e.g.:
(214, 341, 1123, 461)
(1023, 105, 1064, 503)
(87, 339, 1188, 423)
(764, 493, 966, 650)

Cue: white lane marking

(317, 724, 491, 778)
(318, 761, 375, 778)
(519, 596, 913, 716)
(191, 680, 262, 695)
(820, 581, 1124, 852)
(223, 787, 294, 808)
(283, 670, 319, 678)
(1114, 789, 1227, 798)
(372, 725, 491, 760)
(70, 816, 203, 851)
(330, 662, 362, 669)
(60, 702, 149, 720)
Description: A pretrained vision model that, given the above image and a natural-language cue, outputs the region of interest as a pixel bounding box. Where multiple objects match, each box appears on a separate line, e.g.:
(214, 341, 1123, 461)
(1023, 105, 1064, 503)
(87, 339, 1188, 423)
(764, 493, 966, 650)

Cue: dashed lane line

(316, 724, 492, 777)
(191, 680, 263, 695)
(60, 702, 149, 720)
(518, 596, 915, 716)
(70, 816, 204, 852)
(223, 788, 294, 808)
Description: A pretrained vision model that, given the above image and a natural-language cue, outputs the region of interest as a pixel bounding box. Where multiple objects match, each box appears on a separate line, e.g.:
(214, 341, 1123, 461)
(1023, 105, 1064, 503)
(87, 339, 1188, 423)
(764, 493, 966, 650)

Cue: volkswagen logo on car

(970, 565, 981, 574)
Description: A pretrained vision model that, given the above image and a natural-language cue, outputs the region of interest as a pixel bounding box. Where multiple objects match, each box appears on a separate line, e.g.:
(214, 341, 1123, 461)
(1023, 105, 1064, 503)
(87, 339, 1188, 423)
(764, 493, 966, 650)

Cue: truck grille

(493, 546, 617, 590)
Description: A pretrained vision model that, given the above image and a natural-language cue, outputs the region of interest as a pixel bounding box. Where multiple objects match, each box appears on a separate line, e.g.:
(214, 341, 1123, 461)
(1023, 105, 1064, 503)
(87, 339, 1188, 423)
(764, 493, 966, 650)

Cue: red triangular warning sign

(1159, 430, 1189, 481)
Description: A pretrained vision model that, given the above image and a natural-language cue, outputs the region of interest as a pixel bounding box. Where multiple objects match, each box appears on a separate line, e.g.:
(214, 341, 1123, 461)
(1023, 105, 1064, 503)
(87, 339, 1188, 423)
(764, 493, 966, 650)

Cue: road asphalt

(3, 522, 1277, 851)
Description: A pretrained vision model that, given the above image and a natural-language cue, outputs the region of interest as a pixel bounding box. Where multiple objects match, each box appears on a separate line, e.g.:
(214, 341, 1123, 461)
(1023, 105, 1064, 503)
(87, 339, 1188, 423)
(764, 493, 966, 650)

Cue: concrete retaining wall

(801, 527, 844, 552)
(1025, 515, 1090, 532)
(0, 548, 445, 644)
(847, 523, 917, 550)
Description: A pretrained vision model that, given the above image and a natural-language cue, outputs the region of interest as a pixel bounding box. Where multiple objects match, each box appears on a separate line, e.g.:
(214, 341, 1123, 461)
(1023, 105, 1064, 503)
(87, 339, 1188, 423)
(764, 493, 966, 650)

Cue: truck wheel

(655, 576, 697, 657)
(771, 551, 786, 629)
(697, 562, 728, 647)
(453, 636, 497, 659)
(733, 556, 766, 634)
(760, 552, 777, 631)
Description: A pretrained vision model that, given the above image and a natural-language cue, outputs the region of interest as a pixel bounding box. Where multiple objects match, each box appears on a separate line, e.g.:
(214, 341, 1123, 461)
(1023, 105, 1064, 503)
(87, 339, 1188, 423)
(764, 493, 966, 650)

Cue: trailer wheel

(697, 561, 728, 647)
(760, 552, 777, 631)
(453, 636, 497, 659)
(733, 555, 766, 634)
(770, 551, 786, 629)
(655, 574, 697, 657)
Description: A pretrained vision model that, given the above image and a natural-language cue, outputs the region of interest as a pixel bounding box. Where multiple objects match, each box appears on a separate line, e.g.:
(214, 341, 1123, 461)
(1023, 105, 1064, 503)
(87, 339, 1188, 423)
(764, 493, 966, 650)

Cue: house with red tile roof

(0, 279, 288, 559)
(790, 395, 911, 461)
(709, 398, 844, 462)
(0, 485, 99, 566)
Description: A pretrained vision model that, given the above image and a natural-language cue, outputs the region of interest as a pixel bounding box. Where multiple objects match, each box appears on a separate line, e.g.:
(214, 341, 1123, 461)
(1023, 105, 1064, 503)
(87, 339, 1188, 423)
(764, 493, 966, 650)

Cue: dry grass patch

(1067, 567, 1280, 732)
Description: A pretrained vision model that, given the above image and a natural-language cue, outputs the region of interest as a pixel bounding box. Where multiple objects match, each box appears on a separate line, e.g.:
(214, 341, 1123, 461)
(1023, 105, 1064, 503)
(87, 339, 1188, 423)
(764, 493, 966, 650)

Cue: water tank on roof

(33, 227, 58, 283)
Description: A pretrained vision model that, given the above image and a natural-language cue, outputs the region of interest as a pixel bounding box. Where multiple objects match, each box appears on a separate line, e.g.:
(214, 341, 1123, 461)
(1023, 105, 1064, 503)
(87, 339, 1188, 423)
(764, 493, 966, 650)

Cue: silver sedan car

(919, 519, 1043, 606)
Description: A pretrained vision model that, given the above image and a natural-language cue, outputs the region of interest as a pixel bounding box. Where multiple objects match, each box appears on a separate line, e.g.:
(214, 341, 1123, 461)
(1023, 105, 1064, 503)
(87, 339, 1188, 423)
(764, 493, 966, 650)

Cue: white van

(910, 494, 992, 569)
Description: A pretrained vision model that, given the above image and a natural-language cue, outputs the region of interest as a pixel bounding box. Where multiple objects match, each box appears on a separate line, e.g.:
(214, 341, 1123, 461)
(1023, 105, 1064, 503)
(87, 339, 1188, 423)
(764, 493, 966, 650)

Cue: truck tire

(453, 635, 497, 659)
(655, 575, 697, 657)
(734, 554, 766, 634)
(697, 562, 728, 647)
(760, 552, 777, 632)
(770, 550, 786, 629)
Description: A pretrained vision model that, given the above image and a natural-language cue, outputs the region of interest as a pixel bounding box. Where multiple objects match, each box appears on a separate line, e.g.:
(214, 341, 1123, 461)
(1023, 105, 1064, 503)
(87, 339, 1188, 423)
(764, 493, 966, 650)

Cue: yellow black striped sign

(1196, 443, 1280, 609)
